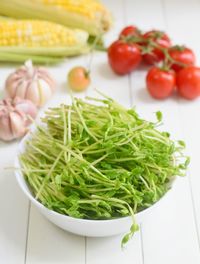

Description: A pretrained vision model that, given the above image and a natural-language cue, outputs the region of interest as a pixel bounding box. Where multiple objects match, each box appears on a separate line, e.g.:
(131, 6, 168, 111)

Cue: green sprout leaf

(156, 111, 162, 122)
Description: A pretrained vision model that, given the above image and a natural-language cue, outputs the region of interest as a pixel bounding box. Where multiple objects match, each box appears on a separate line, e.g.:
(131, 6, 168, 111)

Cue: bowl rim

(15, 129, 177, 224)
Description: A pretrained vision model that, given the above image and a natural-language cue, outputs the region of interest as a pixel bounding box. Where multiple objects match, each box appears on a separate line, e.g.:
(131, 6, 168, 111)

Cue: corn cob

(0, 20, 88, 48)
(0, 0, 112, 36)
(0, 20, 90, 63)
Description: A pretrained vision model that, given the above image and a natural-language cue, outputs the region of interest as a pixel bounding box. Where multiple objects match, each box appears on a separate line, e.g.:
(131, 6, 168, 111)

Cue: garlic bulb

(0, 97, 37, 141)
(5, 60, 56, 107)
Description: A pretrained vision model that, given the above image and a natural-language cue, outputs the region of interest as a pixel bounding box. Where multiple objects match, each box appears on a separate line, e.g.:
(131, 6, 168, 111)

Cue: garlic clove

(15, 80, 29, 99)
(14, 97, 37, 125)
(0, 115, 13, 141)
(26, 81, 40, 107)
(38, 69, 56, 92)
(37, 79, 52, 107)
(9, 111, 26, 139)
(17, 69, 28, 79)
(5, 73, 19, 98)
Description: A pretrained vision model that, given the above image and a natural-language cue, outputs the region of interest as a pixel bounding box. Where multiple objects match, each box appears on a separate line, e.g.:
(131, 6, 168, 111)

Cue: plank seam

(128, 75, 133, 109)
(123, 0, 127, 24)
(85, 236, 87, 264)
(161, 0, 169, 30)
(24, 201, 31, 264)
(140, 224, 145, 264)
(187, 172, 200, 251)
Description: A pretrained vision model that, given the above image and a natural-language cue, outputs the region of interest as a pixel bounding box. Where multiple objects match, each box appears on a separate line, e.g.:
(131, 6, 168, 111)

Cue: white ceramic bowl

(15, 131, 175, 237)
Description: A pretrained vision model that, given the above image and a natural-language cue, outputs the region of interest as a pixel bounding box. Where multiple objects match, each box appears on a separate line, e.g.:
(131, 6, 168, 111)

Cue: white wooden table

(1, 0, 200, 263)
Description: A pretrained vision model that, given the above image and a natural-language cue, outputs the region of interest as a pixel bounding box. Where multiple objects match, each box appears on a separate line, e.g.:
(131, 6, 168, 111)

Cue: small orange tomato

(68, 66, 90, 92)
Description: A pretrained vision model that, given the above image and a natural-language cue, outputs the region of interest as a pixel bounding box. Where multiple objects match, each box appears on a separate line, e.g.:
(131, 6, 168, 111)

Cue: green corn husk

(0, 15, 13, 20)
(0, 46, 91, 57)
(0, 0, 112, 36)
(0, 52, 63, 64)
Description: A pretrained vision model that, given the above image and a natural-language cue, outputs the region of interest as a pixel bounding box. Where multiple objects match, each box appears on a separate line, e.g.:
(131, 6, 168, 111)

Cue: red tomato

(146, 67, 176, 99)
(142, 30, 171, 64)
(119, 25, 140, 38)
(108, 40, 142, 75)
(176, 66, 200, 100)
(169, 46, 195, 72)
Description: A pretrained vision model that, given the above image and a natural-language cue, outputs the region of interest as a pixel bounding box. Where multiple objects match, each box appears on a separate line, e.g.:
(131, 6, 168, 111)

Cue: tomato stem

(119, 31, 189, 70)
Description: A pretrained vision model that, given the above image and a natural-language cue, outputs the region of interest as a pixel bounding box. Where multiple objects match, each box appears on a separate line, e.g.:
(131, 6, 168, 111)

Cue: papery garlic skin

(0, 97, 37, 141)
(5, 60, 56, 108)
(13, 97, 37, 125)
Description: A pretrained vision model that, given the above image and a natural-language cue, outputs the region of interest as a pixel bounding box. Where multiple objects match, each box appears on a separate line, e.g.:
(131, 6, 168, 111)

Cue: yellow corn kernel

(41, 0, 107, 20)
(0, 20, 87, 47)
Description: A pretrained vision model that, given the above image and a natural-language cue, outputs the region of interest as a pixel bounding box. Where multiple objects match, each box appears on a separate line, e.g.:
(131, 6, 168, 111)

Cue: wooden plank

(125, 0, 166, 30)
(141, 177, 200, 262)
(0, 144, 29, 264)
(163, 0, 200, 50)
(0, 67, 29, 264)
(164, 0, 200, 248)
(86, 232, 142, 264)
(26, 206, 85, 264)
(126, 0, 200, 262)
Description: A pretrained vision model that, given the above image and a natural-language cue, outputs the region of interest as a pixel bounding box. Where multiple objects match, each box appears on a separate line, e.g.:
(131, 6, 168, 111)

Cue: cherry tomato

(108, 40, 142, 75)
(142, 30, 171, 65)
(169, 46, 195, 72)
(146, 67, 176, 99)
(176, 66, 200, 100)
(68, 66, 90, 92)
(119, 25, 141, 38)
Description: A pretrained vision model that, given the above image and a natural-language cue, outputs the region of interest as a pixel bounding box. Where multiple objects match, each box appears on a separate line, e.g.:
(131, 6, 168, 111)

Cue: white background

(0, 0, 200, 263)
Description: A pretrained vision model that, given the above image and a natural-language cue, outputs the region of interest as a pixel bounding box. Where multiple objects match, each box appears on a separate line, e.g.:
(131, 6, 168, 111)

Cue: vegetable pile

(20, 92, 189, 246)
(0, 0, 111, 63)
(108, 25, 200, 100)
